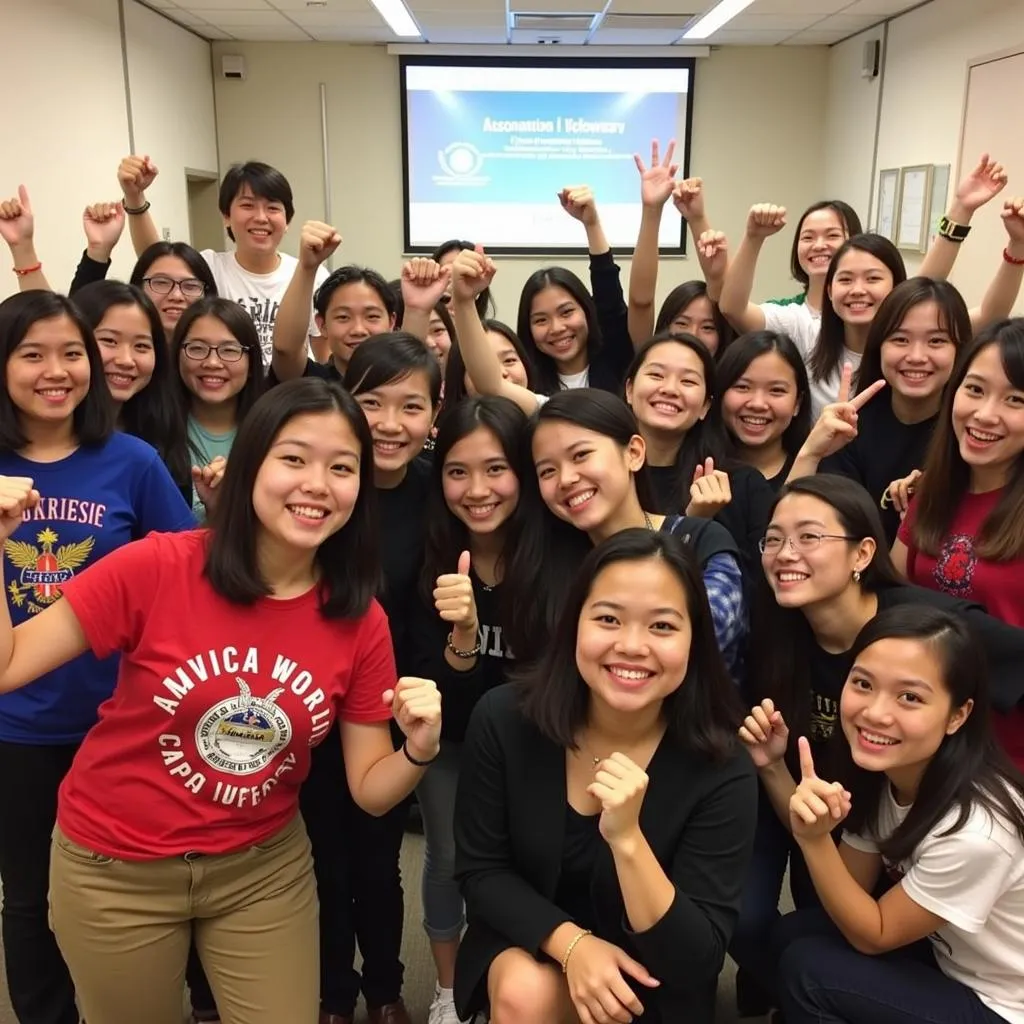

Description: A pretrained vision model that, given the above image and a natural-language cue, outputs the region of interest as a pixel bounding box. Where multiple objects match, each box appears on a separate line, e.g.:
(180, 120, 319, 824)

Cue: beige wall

(212, 42, 830, 318)
(0, 0, 217, 300)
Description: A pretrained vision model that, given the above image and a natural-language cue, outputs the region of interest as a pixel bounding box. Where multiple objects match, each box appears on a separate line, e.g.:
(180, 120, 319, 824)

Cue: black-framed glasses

(143, 275, 207, 299)
(758, 532, 858, 555)
(182, 341, 248, 363)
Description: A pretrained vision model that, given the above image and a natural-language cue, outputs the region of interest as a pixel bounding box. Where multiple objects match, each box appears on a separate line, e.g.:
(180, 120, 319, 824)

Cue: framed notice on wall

(876, 168, 900, 240)
(896, 165, 933, 252)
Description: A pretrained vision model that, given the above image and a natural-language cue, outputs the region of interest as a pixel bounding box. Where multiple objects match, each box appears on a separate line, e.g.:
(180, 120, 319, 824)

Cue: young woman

(0, 290, 194, 1024)
(776, 605, 1024, 1024)
(717, 330, 812, 491)
(426, 300, 457, 373)
(453, 529, 757, 1024)
(731, 474, 1024, 1013)
(789, 278, 971, 541)
(408, 396, 529, 1024)
(170, 297, 265, 515)
(0, 377, 441, 1024)
(442, 316, 534, 409)
(506, 388, 747, 678)
(894, 320, 1024, 768)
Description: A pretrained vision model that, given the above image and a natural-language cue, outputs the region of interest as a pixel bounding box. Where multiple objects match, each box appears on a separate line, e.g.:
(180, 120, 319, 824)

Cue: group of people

(0, 138, 1020, 1024)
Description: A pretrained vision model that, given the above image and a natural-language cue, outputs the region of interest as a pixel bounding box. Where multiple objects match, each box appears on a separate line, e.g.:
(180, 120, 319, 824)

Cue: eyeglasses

(758, 531, 858, 555)
(143, 275, 207, 299)
(182, 341, 249, 363)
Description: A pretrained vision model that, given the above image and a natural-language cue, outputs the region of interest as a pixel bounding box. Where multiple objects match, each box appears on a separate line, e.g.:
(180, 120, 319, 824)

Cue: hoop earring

(853, 569, 862, 583)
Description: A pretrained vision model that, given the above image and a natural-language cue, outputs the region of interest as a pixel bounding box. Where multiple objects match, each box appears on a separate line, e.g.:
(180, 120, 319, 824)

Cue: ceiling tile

(191, 7, 296, 24)
(509, 27, 590, 43)
(414, 11, 506, 27)
(605, 0, 701, 13)
(224, 21, 312, 37)
(289, 9, 401, 27)
(267, 0, 373, 7)
(306, 25, 399, 40)
(702, 28, 791, 44)
(162, 9, 215, 24)
(843, 0, 923, 13)
(730, 0, 849, 12)
(142, 0, 182, 9)
(591, 27, 688, 44)
(176, 0, 271, 9)
(815, 12, 890, 29)
(195, 24, 237, 37)
(407, 25, 509, 42)
(509, 0, 602, 11)
(782, 29, 845, 44)
(728, 13, 830, 31)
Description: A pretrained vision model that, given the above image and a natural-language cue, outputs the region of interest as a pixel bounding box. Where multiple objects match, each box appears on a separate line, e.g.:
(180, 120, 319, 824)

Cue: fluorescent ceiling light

(682, 0, 756, 40)
(368, 0, 421, 38)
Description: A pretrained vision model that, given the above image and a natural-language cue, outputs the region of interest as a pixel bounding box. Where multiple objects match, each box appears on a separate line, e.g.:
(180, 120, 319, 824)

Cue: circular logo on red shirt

(195, 676, 292, 775)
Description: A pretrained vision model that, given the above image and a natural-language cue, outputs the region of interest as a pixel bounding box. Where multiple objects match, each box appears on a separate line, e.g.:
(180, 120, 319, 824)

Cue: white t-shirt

(843, 784, 1024, 1023)
(201, 250, 329, 366)
(558, 368, 590, 390)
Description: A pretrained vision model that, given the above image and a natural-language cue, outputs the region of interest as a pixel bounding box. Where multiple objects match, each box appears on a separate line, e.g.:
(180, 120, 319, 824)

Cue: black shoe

(735, 967, 773, 1018)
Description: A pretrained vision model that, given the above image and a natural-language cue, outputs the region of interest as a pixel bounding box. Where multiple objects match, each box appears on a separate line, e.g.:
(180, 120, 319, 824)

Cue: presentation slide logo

(435, 142, 489, 186)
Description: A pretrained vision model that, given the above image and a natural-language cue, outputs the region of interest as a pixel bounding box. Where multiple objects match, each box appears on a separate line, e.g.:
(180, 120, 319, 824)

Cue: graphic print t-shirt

(57, 530, 396, 859)
(200, 250, 329, 366)
(0, 434, 194, 743)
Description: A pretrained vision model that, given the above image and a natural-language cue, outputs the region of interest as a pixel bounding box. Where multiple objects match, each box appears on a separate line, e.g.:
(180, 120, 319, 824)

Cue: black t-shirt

(265, 357, 341, 387)
(554, 805, 602, 930)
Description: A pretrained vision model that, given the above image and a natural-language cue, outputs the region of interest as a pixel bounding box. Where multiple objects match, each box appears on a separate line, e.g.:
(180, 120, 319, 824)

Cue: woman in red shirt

(0, 377, 442, 1024)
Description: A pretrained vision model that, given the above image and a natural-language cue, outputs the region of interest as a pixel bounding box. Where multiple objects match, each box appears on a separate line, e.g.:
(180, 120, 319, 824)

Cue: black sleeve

(819, 441, 865, 485)
(588, 250, 635, 386)
(69, 251, 111, 295)
(714, 468, 775, 586)
(454, 690, 573, 956)
(626, 754, 757, 988)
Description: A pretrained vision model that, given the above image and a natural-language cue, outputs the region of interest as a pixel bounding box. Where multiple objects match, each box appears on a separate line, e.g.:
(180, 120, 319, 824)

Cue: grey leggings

(415, 742, 464, 942)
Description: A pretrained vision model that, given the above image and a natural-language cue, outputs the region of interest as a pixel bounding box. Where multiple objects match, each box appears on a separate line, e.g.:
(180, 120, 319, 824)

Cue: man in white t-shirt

(118, 155, 327, 365)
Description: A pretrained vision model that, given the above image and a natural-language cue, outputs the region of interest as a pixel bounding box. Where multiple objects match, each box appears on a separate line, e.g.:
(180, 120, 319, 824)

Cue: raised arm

(672, 179, 718, 296)
(70, 201, 125, 294)
(970, 197, 1024, 331)
(0, 187, 51, 292)
(718, 204, 788, 333)
(117, 155, 162, 257)
(559, 183, 610, 256)
(399, 257, 450, 343)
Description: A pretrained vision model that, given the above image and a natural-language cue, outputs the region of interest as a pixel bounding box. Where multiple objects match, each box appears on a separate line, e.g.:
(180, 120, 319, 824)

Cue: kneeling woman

(0, 378, 442, 1024)
(453, 529, 757, 1024)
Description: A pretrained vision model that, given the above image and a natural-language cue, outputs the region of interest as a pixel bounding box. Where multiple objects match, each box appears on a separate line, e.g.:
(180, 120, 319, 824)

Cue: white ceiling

(141, 0, 926, 46)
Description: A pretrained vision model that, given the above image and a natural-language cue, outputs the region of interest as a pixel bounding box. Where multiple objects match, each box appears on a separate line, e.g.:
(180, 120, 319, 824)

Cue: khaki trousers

(49, 814, 319, 1024)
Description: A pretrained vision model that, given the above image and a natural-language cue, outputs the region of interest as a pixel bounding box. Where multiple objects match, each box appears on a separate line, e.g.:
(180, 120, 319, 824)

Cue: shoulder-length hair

(0, 290, 114, 453)
(855, 278, 972, 394)
(749, 474, 903, 740)
(343, 331, 443, 405)
(911, 320, 1024, 560)
(840, 605, 1024, 862)
(442, 318, 535, 408)
(716, 329, 812, 460)
(431, 239, 495, 318)
(204, 377, 379, 616)
(72, 281, 185, 479)
(624, 331, 730, 514)
(516, 267, 601, 395)
(811, 234, 906, 385)
(789, 201, 862, 289)
(654, 279, 735, 357)
(130, 241, 218, 298)
(419, 396, 529, 606)
(518, 528, 745, 757)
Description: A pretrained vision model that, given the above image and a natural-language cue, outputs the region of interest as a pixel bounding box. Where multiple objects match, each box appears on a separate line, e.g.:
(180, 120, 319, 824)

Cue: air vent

(511, 12, 598, 33)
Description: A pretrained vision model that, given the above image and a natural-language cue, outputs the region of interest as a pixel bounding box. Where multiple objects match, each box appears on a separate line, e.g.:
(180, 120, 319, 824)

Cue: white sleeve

(761, 302, 816, 357)
(841, 830, 880, 854)
(310, 265, 330, 339)
(901, 825, 1018, 933)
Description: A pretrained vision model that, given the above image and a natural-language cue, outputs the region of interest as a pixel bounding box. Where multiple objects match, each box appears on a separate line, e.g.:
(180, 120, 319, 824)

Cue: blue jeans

(416, 742, 464, 942)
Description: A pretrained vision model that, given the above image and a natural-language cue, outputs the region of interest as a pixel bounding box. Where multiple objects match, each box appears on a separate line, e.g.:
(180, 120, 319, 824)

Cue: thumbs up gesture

(433, 550, 479, 635)
(789, 737, 852, 841)
(685, 457, 731, 518)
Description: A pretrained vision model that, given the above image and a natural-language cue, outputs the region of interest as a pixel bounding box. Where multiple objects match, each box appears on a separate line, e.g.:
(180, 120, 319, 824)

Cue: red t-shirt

(899, 490, 1024, 767)
(57, 530, 395, 860)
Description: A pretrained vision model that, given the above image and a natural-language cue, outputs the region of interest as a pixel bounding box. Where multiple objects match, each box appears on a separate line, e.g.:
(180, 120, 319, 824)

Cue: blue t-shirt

(0, 432, 195, 743)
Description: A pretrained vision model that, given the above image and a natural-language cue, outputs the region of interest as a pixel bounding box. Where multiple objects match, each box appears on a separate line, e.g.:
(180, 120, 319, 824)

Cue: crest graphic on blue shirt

(5, 528, 94, 609)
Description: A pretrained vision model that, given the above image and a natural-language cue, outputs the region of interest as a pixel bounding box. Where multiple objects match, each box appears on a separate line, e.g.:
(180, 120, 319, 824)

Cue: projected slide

(402, 62, 693, 253)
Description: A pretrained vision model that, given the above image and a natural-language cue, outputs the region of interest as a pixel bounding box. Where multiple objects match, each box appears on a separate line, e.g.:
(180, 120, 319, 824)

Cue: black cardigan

(453, 684, 757, 1022)
(585, 249, 637, 393)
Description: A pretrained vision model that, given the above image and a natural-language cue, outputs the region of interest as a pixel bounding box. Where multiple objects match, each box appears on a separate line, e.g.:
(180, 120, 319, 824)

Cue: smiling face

(828, 249, 895, 327)
(952, 342, 1024, 489)
(178, 315, 250, 407)
(529, 285, 589, 372)
(426, 311, 452, 367)
(625, 341, 710, 439)
(319, 281, 396, 368)
(6, 314, 91, 428)
(667, 294, 720, 355)
(532, 420, 644, 537)
(353, 369, 435, 478)
(252, 410, 362, 555)
(442, 425, 520, 537)
(225, 183, 288, 258)
(141, 254, 207, 335)
(797, 208, 848, 281)
(840, 637, 971, 778)
(576, 557, 692, 716)
(721, 350, 801, 450)
(880, 300, 957, 409)
(94, 303, 156, 404)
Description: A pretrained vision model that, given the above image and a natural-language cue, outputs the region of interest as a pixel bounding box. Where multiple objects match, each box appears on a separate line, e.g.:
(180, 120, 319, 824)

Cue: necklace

(643, 510, 655, 531)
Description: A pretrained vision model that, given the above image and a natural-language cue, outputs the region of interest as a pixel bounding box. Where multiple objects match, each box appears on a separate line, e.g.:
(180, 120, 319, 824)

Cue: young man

(118, 155, 328, 364)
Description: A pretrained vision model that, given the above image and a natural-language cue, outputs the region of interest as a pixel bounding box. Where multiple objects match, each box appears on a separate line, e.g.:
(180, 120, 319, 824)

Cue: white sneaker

(427, 983, 466, 1024)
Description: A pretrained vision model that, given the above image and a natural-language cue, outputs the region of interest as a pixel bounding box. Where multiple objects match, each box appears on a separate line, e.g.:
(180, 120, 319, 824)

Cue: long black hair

(655, 280, 735, 357)
(442, 318, 535, 408)
(839, 605, 1024, 863)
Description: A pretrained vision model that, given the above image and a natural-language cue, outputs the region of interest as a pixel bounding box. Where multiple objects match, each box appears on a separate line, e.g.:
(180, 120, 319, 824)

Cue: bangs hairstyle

(716, 330, 812, 459)
(517, 267, 601, 395)
(911, 319, 1024, 560)
(431, 299, 457, 351)
(812, 234, 906, 385)
(790, 201, 862, 289)
(624, 331, 730, 514)
(0, 290, 114, 452)
(204, 377, 380, 616)
(654, 279, 735, 357)
(855, 278, 972, 394)
(315, 265, 397, 323)
(749, 474, 902, 753)
(430, 239, 495, 318)
(219, 161, 294, 241)
(443, 318, 535, 408)
(129, 241, 218, 299)
(420, 395, 529, 605)
(72, 281, 184, 475)
(840, 605, 1024, 863)
(518, 529, 745, 756)
(343, 332, 443, 406)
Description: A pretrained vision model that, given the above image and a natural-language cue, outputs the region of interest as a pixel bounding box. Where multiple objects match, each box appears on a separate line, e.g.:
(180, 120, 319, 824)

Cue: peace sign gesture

(633, 139, 679, 209)
(803, 364, 886, 461)
(789, 737, 851, 841)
